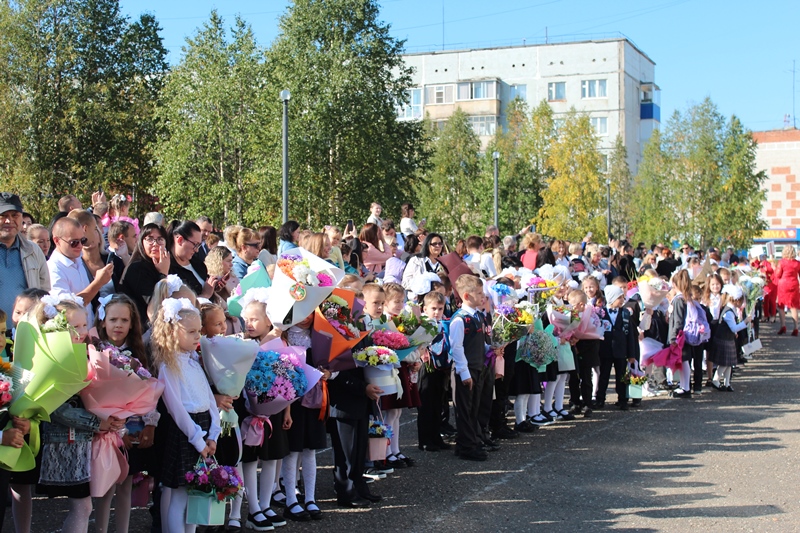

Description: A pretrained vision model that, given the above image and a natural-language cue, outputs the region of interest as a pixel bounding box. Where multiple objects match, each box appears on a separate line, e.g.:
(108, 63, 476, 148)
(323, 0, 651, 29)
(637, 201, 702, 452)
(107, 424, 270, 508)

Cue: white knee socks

(166, 487, 196, 533)
(383, 408, 401, 456)
(281, 452, 300, 507)
(680, 361, 691, 391)
(514, 395, 529, 424)
(527, 394, 541, 418)
(258, 459, 278, 512)
(242, 461, 262, 516)
(301, 449, 317, 504)
(553, 373, 569, 411)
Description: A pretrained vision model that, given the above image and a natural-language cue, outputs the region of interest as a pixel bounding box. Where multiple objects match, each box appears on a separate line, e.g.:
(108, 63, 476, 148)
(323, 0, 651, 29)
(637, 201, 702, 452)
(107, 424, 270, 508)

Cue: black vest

(455, 309, 489, 373)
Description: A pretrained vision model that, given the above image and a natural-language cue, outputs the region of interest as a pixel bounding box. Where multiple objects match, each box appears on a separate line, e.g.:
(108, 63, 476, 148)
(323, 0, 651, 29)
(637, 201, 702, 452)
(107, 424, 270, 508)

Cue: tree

(607, 135, 633, 240)
(630, 129, 679, 244)
(266, 0, 429, 228)
(416, 109, 485, 240)
(484, 97, 542, 235)
(536, 109, 605, 241)
(153, 12, 276, 226)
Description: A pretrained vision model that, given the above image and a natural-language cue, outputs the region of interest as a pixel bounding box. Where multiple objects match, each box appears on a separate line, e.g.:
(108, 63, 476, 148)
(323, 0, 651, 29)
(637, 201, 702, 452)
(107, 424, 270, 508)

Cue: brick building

(753, 129, 800, 249)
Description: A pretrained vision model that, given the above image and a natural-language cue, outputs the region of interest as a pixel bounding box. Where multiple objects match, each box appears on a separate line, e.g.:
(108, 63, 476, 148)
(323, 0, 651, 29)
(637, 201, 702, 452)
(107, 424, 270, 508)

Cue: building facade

(399, 37, 660, 175)
(752, 129, 800, 250)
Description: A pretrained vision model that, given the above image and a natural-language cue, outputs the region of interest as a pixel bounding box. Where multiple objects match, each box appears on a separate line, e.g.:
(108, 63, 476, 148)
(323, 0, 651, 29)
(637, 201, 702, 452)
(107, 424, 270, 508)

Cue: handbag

(741, 327, 762, 357)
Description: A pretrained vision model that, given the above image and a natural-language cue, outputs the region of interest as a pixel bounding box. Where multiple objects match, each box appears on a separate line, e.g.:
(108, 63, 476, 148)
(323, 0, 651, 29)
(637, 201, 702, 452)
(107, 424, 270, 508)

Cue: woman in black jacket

(120, 223, 171, 327)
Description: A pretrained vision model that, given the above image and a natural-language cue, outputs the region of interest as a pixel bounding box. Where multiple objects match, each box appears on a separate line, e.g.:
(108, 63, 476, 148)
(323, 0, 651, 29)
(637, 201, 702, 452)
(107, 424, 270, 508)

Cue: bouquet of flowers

(81, 343, 165, 497)
(354, 346, 401, 397)
(185, 458, 244, 502)
(522, 275, 559, 307)
(371, 330, 409, 350)
(227, 260, 272, 317)
(311, 289, 368, 371)
(491, 302, 535, 348)
(199, 335, 259, 437)
(392, 305, 438, 348)
(637, 275, 670, 309)
(572, 306, 607, 341)
(0, 320, 91, 472)
(488, 280, 518, 309)
(241, 347, 321, 446)
(516, 328, 558, 368)
(368, 416, 394, 440)
(0, 361, 16, 410)
(738, 275, 765, 317)
(622, 372, 648, 386)
(268, 249, 344, 328)
(546, 304, 582, 340)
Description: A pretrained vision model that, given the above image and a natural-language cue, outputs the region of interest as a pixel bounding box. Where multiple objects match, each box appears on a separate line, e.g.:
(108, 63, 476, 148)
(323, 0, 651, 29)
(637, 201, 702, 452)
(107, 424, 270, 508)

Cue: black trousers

(597, 357, 627, 405)
(417, 366, 448, 447)
(454, 366, 492, 451)
(684, 344, 705, 390)
(575, 357, 594, 407)
(328, 417, 368, 501)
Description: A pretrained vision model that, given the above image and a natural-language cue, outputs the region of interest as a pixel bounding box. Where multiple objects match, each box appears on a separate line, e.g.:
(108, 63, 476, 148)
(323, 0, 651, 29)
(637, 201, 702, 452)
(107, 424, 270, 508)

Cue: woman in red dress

(753, 254, 778, 321)
(775, 245, 800, 335)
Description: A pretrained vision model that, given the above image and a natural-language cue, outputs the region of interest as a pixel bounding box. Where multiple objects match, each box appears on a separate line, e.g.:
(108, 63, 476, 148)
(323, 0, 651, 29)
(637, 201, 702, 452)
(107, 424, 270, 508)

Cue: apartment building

(399, 37, 660, 174)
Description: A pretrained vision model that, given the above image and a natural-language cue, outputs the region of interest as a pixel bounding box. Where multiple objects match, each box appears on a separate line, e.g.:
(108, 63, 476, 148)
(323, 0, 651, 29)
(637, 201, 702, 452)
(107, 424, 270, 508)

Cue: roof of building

(753, 129, 800, 143)
(402, 35, 656, 66)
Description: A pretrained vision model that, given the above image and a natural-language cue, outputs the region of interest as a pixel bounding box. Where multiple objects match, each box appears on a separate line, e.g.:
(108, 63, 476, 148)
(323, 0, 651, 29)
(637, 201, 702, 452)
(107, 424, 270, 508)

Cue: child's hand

(99, 416, 124, 433)
(215, 394, 234, 412)
(12, 416, 30, 435)
(206, 440, 217, 456)
(138, 425, 156, 449)
(122, 433, 137, 450)
(745, 315, 752, 324)
(462, 377, 474, 391)
(2, 428, 24, 448)
(365, 384, 383, 401)
(199, 445, 211, 458)
(282, 409, 293, 430)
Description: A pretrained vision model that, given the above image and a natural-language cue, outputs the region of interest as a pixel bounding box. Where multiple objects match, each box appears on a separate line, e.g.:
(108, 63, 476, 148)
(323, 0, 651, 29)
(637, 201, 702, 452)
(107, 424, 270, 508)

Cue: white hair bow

(41, 293, 85, 319)
(165, 274, 183, 297)
(239, 287, 272, 311)
(162, 298, 197, 323)
(721, 284, 743, 300)
(408, 272, 442, 298)
(97, 294, 114, 321)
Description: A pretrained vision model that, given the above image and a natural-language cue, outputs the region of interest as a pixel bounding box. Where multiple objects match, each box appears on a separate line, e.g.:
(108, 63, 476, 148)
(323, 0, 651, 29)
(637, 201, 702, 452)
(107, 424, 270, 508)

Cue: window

(548, 82, 565, 101)
(510, 84, 527, 101)
(468, 115, 497, 136)
(397, 88, 423, 120)
(425, 85, 455, 105)
(554, 118, 565, 131)
(581, 79, 607, 98)
(457, 80, 497, 101)
(590, 117, 608, 135)
(600, 154, 609, 172)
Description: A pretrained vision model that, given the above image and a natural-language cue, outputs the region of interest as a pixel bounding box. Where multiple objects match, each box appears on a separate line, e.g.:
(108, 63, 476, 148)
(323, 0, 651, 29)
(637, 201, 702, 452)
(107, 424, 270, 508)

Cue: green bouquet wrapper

(0, 321, 92, 472)
(227, 261, 271, 317)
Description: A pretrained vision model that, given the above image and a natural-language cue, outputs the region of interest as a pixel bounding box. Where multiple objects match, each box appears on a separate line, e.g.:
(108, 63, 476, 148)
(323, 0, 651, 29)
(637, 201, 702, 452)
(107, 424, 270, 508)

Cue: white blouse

(159, 351, 221, 453)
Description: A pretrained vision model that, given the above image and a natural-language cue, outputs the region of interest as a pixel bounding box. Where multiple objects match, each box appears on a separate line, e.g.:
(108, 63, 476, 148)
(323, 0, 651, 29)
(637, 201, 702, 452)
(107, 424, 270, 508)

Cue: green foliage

(607, 135, 633, 240)
(536, 108, 606, 241)
(153, 12, 277, 227)
(0, 0, 167, 221)
(266, 0, 429, 228)
(631, 98, 767, 249)
(416, 109, 485, 240)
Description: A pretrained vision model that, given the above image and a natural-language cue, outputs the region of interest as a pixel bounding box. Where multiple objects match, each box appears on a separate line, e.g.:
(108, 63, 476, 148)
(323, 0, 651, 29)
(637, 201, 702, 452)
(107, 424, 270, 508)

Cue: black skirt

(286, 401, 328, 452)
(241, 412, 290, 463)
(510, 360, 542, 395)
(214, 429, 242, 467)
(160, 411, 211, 489)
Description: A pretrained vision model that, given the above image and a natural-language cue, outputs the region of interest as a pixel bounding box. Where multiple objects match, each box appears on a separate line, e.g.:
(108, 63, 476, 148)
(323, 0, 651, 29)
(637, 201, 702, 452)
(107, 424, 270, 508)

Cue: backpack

(682, 296, 711, 346)
(427, 318, 452, 370)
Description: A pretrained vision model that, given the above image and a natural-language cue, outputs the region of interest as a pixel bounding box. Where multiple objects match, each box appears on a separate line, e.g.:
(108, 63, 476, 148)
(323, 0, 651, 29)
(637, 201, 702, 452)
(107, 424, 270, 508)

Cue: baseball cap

(0, 193, 23, 215)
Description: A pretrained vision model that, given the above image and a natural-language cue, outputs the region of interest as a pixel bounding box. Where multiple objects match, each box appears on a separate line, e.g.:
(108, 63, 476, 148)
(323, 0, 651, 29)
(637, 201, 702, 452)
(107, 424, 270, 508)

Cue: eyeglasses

(62, 237, 88, 248)
(144, 236, 166, 245)
(429, 241, 443, 247)
(245, 242, 260, 249)
(184, 238, 202, 251)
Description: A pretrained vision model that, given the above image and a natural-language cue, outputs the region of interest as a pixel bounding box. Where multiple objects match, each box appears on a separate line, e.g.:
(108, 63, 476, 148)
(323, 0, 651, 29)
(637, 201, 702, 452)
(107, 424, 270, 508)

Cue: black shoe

(418, 444, 441, 452)
(724, 385, 734, 392)
(569, 404, 583, 415)
(594, 401, 605, 409)
(225, 519, 244, 532)
(263, 509, 286, 528)
(672, 389, 692, 398)
(283, 502, 311, 522)
(529, 413, 553, 426)
(491, 426, 519, 440)
(481, 438, 500, 452)
(336, 497, 370, 508)
(385, 456, 407, 469)
(630, 400, 642, 408)
(618, 402, 629, 411)
(458, 448, 488, 461)
(557, 409, 576, 421)
(514, 420, 537, 433)
(246, 512, 274, 532)
(359, 491, 383, 503)
(304, 501, 323, 520)
(583, 408, 593, 418)
(435, 440, 452, 450)
(397, 454, 415, 467)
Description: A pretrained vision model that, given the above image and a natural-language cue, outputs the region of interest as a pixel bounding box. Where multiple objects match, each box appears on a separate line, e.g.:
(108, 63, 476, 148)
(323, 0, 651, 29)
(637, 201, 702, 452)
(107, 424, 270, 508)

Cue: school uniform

(450, 306, 493, 458)
(417, 324, 452, 449)
(597, 306, 639, 407)
(668, 295, 704, 392)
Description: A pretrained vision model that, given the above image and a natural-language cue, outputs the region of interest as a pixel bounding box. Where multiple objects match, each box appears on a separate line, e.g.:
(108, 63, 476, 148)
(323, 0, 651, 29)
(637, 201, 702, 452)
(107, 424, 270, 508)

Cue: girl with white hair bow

(708, 285, 751, 391)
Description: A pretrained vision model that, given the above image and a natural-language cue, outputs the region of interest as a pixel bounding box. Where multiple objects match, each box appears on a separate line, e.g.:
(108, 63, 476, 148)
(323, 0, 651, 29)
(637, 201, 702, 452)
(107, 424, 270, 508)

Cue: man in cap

(0, 193, 50, 327)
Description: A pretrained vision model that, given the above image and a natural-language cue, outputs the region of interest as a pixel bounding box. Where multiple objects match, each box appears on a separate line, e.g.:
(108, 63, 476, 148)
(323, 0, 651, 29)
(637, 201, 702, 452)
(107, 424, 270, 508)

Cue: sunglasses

(430, 241, 443, 247)
(62, 237, 88, 248)
(245, 242, 260, 249)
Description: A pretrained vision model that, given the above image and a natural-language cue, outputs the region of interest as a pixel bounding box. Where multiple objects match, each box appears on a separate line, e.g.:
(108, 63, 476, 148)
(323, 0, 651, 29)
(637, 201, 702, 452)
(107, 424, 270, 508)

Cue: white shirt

(159, 352, 221, 452)
(721, 305, 748, 334)
(400, 217, 418, 236)
(449, 304, 489, 382)
(366, 214, 383, 228)
(47, 249, 94, 324)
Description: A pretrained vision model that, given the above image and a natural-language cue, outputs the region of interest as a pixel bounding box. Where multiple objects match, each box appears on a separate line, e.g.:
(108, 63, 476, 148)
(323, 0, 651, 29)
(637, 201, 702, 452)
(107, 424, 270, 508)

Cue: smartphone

(345, 219, 354, 233)
(98, 185, 103, 195)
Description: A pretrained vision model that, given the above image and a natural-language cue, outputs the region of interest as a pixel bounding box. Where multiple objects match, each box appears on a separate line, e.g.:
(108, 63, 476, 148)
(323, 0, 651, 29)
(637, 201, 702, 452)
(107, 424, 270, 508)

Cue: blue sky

(120, 0, 799, 132)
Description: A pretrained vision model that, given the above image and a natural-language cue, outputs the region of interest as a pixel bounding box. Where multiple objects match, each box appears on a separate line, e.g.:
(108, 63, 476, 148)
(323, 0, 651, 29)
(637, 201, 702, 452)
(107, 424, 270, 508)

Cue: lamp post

(605, 178, 612, 241)
(280, 89, 291, 224)
(492, 151, 500, 230)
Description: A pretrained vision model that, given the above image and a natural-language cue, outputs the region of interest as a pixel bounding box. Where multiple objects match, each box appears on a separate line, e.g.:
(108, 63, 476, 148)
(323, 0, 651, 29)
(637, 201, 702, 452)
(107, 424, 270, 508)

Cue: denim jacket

(41, 396, 100, 444)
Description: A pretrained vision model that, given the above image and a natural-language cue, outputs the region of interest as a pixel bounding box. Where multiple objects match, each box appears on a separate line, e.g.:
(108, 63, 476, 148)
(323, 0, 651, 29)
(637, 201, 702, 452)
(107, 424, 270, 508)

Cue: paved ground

(9, 327, 800, 532)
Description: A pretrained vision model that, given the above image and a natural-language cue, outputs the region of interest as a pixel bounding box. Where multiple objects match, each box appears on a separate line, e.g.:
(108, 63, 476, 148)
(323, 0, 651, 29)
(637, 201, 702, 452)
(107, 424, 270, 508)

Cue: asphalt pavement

(10, 326, 800, 533)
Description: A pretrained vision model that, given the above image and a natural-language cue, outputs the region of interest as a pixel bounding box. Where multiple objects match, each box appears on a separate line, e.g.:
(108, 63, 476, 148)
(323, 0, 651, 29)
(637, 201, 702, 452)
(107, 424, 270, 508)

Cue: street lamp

(280, 89, 291, 224)
(605, 178, 612, 241)
(492, 151, 500, 230)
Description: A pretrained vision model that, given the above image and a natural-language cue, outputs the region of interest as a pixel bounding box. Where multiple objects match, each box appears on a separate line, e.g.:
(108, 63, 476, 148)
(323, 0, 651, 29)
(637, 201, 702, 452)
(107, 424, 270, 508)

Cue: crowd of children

(0, 191, 780, 533)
